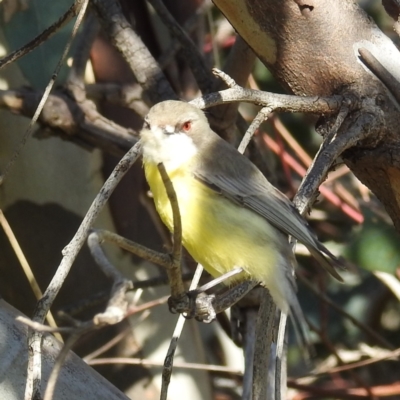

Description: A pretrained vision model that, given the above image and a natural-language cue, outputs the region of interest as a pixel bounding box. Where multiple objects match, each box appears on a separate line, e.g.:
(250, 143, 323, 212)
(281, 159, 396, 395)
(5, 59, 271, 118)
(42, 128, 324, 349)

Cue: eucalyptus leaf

(2, 0, 76, 89)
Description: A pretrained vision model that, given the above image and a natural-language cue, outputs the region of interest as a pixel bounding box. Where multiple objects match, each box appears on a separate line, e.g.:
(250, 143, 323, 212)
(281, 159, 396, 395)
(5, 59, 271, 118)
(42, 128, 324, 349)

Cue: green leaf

(346, 216, 400, 274)
(2, 0, 76, 89)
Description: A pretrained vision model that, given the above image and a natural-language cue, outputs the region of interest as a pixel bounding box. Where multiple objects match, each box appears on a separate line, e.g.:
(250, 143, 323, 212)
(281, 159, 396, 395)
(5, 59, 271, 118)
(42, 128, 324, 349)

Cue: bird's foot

(168, 290, 217, 323)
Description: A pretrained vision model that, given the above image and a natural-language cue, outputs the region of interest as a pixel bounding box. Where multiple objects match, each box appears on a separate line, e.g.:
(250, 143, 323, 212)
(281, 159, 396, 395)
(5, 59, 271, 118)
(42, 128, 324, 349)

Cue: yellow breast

(144, 161, 293, 312)
(144, 161, 279, 278)
(144, 161, 194, 233)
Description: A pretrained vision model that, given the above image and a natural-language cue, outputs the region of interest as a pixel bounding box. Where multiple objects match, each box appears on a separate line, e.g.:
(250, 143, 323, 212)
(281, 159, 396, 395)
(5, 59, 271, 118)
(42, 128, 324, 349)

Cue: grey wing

(194, 168, 344, 282)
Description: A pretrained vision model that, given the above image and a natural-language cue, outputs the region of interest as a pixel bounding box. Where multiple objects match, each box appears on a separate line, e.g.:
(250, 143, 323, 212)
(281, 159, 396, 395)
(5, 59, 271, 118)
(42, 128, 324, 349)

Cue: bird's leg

(169, 268, 245, 320)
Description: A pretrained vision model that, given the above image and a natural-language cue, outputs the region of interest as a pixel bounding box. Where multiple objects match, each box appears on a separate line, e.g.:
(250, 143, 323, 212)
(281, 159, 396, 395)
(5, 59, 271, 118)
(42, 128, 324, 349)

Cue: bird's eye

(182, 121, 192, 132)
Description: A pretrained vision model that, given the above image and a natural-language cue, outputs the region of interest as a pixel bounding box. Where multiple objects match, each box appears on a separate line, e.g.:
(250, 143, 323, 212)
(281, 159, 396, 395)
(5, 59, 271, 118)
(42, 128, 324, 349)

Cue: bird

(140, 100, 343, 315)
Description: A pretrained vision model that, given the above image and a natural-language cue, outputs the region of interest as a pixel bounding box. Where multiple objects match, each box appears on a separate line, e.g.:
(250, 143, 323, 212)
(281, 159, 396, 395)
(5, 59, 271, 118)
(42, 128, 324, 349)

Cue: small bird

(140, 100, 343, 314)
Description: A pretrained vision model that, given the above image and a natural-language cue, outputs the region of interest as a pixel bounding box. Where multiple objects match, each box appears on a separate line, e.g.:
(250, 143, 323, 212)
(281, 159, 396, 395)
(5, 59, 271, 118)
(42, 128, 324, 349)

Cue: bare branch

(87, 232, 133, 325)
(86, 83, 148, 116)
(157, 163, 185, 298)
(0, 210, 62, 341)
(92, 0, 176, 103)
(191, 79, 350, 116)
(148, 0, 214, 93)
(1, 0, 89, 190)
(157, 5, 206, 70)
(67, 11, 100, 99)
(358, 47, 400, 106)
(87, 355, 243, 374)
(0, 88, 136, 156)
(43, 322, 93, 400)
(298, 273, 393, 349)
(26, 141, 141, 400)
(209, 37, 256, 137)
(237, 106, 272, 153)
(160, 265, 204, 400)
(0, 0, 85, 70)
(293, 110, 383, 215)
(252, 293, 277, 400)
(90, 229, 172, 269)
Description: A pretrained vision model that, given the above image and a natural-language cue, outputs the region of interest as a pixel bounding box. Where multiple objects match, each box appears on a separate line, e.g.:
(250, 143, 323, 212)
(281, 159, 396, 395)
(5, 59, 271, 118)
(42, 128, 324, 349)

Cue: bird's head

(140, 100, 210, 170)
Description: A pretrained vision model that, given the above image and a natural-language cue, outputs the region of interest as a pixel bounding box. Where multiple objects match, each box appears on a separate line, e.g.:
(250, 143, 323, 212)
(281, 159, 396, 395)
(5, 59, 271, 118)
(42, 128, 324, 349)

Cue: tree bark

(213, 0, 400, 231)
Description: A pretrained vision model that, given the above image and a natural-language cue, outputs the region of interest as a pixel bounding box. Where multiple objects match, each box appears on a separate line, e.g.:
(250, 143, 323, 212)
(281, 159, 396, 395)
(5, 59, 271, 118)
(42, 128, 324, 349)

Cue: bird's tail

(289, 296, 314, 364)
(309, 242, 345, 282)
(284, 261, 314, 364)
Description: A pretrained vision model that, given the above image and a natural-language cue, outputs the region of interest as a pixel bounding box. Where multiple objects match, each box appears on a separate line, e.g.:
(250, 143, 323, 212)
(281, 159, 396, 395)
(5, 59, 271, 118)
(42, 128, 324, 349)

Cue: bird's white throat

(141, 125, 198, 171)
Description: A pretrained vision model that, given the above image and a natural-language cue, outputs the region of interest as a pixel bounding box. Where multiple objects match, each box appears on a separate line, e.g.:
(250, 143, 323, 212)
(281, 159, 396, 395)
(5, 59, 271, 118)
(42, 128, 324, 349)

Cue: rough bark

(213, 0, 400, 231)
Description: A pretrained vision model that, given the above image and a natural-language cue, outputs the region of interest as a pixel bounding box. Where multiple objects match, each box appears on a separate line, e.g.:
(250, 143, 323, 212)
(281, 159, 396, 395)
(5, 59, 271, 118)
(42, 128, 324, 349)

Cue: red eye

(182, 121, 192, 132)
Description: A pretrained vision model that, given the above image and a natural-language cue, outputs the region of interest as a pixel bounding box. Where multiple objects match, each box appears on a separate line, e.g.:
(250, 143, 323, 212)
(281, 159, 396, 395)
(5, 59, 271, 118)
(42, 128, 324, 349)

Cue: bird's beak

(161, 125, 176, 136)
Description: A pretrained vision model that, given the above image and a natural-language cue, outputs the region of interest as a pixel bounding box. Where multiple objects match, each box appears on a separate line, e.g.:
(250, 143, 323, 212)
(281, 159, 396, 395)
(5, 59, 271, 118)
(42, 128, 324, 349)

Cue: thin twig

(87, 229, 172, 268)
(306, 319, 378, 400)
(0, 210, 62, 342)
(43, 230, 140, 400)
(87, 356, 243, 375)
(0, 88, 136, 156)
(275, 312, 288, 400)
(67, 10, 100, 99)
(0, 0, 84, 70)
(92, 0, 176, 103)
(22, 3, 91, 399)
(238, 106, 272, 154)
(157, 4, 206, 70)
(1, 0, 89, 188)
(26, 141, 141, 400)
(234, 93, 280, 399)
(125, 296, 169, 317)
(197, 267, 244, 292)
(64, 11, 137, 167)
(131, 272, 197, 289)
(16, 317, 75, 334)
(86, 82, 149, 116)
(358, 47, 400, 105)
(311, 347, 400, 376)
(154, 155, 231, 400)
(288, 379, 400, 399)
(87, 232, 133, 325)
(293, 110, 381, 215)
(213, 68, 239, 88)
(260, 133, 364, 223)
(191, 82, 348, 116)
(157, 163, 185, 298)
(298, 274, 393, 349)
(209, 37, 256, 139)
(206, 6, 221, 69)
(83, 328, 131, 362)
(61, 153, 140, 304)
(323, 102, 351, 147)
(160, 264, 204, 400)
(88, 232, 128, 283)
(148, 0, 213, 93)
(169, 279, 258, 321)
(271, 116, 312, 168)
(155, 159, 203, 400)
(43, 322, 93, 400)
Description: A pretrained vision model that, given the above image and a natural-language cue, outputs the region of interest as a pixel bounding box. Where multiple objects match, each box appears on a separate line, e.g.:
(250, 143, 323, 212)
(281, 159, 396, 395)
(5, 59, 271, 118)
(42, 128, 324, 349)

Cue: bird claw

(168, 290, 217, 323)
